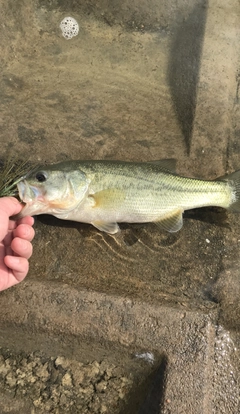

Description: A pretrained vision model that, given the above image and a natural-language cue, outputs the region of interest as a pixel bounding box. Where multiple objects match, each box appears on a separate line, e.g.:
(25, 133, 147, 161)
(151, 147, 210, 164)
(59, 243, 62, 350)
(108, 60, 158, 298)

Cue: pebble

(0, 347, 134, 413)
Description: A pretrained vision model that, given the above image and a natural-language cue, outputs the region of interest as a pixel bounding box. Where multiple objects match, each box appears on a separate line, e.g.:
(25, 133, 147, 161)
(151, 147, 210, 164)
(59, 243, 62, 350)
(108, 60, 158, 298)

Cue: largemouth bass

(17, 159, 240, 234)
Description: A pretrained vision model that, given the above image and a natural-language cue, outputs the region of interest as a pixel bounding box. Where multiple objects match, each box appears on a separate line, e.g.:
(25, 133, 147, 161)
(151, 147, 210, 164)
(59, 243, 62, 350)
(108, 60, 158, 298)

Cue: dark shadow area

(36, 214, 86, 230)
(168, 1, 208, 153)
(184, 207, 229, 229)
(120, 355, 168, 414)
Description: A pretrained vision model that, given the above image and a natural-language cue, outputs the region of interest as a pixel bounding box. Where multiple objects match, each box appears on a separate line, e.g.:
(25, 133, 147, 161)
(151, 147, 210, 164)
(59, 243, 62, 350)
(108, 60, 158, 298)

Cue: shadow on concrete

(168, 1, 208, 153)
(121, 355, 168, 414)
(184, 207, 229, 229)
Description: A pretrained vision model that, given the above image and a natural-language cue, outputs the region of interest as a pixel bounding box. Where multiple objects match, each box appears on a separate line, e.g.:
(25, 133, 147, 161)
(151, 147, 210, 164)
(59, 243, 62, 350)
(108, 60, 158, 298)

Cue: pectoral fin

(89, 189, 124, 233)
(89, 189, 125, 209)
(155, 209, 183, 232)
(91, 221, 120, 234)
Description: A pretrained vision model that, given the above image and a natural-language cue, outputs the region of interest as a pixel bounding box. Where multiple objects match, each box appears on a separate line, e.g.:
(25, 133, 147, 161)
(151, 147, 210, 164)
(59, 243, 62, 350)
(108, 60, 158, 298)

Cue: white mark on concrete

(60, 17, 79, 40)
(135, 352, 155, 364)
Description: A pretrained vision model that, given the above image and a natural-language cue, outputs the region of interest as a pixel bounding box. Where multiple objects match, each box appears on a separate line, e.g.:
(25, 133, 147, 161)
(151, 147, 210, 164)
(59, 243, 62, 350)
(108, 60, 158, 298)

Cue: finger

(0, 198, 23, 240)
(0, 271, 17, 291)
(7, 216, 34, 237)
(13, 224, 35, 242)
(4, 256, 29, 282)
(0, 197, 22, 217)
(0, 243, 7, 270)
(17, 216, 34, 226)
(11, 237, 33, 260)
(3, 231, 14, 257)
(8, 220, 18, 231)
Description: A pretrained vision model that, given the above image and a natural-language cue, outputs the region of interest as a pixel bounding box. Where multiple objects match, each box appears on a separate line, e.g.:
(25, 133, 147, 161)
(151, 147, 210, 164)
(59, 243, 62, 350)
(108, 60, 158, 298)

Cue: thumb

(0, 197, 22, 217)
(0, 198, 22, 240)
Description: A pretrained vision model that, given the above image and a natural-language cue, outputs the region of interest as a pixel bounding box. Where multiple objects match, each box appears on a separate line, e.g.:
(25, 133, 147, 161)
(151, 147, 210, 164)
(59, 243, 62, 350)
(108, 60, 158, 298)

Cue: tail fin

(219, 170, 240, 212)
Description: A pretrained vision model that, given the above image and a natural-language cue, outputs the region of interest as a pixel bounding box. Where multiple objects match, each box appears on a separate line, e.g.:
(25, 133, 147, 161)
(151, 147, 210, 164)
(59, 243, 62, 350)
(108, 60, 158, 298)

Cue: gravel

(0, 347, 134, 413)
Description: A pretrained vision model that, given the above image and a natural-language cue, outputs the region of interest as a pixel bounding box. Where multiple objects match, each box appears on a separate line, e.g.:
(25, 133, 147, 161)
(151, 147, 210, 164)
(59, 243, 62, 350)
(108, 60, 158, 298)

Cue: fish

(16, 159, 240, 234)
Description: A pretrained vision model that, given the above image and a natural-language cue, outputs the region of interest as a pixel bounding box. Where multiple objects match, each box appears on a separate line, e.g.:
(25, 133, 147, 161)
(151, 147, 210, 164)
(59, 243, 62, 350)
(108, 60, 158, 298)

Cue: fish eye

(35, 171, 47, 182)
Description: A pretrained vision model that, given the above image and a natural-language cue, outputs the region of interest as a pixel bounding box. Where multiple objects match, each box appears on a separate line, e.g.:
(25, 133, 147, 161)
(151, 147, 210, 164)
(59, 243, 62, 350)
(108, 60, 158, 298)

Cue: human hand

(0, 197, 35, 291)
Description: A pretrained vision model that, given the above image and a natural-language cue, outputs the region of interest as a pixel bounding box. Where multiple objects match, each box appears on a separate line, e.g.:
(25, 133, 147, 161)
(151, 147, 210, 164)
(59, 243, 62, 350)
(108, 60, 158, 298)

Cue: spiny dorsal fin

(155, 209, 183, 232)
(147, 159, 177, 173)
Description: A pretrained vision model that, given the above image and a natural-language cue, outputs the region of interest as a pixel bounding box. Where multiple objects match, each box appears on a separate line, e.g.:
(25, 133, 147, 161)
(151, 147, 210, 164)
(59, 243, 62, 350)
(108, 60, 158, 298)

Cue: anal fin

(92, 221, 120, 234)
(155, 209, 183, 233)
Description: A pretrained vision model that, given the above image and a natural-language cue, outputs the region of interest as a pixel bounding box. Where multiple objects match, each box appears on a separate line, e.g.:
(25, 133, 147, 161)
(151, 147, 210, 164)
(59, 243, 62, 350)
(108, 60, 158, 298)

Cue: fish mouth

(17, 180, 42, 202)
(16, 180, 81, 219)
(16, 181, 47, 219)
(17, 181, 27, 202)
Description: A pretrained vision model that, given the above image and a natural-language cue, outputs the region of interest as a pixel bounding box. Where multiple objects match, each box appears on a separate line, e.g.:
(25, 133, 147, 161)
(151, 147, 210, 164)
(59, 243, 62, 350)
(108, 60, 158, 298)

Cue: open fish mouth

(14, 180, 47, 219)
(17, 181, 42, 203)
(17, 181, 27, 201)
(16, 178, 81, 219)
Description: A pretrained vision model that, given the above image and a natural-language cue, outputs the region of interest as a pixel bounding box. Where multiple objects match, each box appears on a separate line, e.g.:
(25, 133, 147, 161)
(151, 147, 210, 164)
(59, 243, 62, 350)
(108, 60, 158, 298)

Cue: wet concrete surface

(0, 0, 240, 412)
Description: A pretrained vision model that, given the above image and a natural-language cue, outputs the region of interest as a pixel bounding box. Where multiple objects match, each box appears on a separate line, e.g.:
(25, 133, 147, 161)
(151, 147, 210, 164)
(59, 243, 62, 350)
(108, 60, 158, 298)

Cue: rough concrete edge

(0, 281, 217, 347)
(190, 0, 240, 176)
(0, 281, 218, 413)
